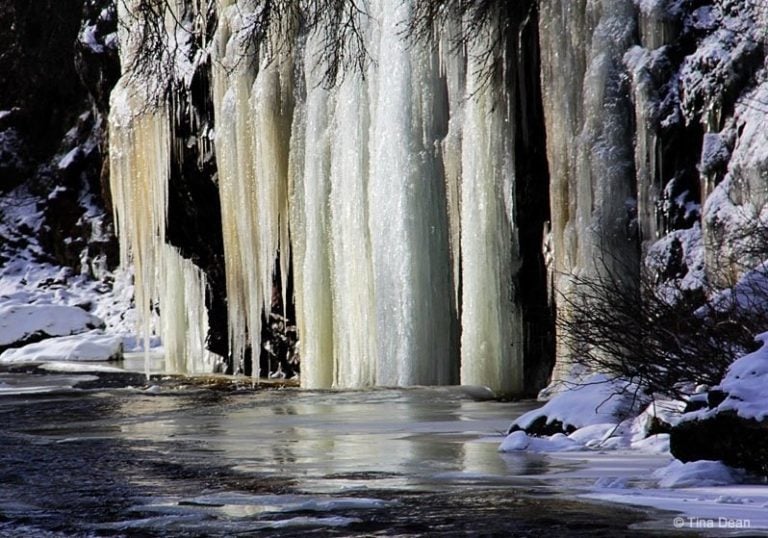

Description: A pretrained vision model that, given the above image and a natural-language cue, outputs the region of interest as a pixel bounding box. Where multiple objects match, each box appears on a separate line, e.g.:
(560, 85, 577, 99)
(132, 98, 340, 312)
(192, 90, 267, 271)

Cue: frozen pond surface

(0, 365, 690, 537)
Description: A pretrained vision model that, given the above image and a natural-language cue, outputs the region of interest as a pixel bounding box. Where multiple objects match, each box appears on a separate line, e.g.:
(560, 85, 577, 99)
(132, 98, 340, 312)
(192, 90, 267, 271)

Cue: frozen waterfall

(110, 0, 549, 396)
(538, 0, 639, 384)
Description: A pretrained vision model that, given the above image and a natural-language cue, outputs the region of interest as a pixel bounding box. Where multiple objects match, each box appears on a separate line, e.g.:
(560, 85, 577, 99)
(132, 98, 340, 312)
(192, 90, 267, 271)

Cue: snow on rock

(567, 423, 619, 446)
(57, 147, 82, 170)
(699, 132, 731, 176)
(630, 399, 686, 441)
(678, 0, 762, 130)
(670, 336, 768, 475)
(498, 431, 581, 453)
(631, 433, 671, 454)
(705, 332, 768, 421)
(509, 374, 647, 435)
(0, 304, 105, 349)
(652, 459, 745, 488)
(0, 330, 123, 362)
(646, 224, 706, 301)
(701, 81, 768, 285)
(705, 262, 768, 319)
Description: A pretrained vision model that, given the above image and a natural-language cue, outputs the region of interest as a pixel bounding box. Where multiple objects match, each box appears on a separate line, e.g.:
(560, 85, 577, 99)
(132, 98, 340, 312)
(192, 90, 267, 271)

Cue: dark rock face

(166, 57, 229, 360)
(0, 110, 30, 193)
(508, 416, 576, 437)
(75, 0, 121, 117)
(37, 110, 118, 272)
(512, 0, 555, 394)
(0, 0, 119, 274)
(74, 0, 121, 216)
(671, 411, 768, 476)
(0, 1, 85, 161)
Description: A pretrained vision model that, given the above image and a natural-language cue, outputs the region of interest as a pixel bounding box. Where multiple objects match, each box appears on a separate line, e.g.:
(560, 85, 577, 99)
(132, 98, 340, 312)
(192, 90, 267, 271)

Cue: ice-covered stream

(0, 365, 689, 537)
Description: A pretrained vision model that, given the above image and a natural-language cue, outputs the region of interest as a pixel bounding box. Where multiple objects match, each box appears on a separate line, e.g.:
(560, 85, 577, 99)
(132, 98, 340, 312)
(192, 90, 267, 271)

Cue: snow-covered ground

(0, 183, 154, 367)
(0, 330, 123, 362)
(497, 374, 768, 534)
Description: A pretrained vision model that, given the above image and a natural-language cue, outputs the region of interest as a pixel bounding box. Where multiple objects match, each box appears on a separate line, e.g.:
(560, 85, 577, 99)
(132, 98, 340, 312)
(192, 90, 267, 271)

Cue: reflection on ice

(113, 386, 541, 494)
(0, 372, 98, 396)
(203, 389, 538, 492)
(0, 379, 687, 535)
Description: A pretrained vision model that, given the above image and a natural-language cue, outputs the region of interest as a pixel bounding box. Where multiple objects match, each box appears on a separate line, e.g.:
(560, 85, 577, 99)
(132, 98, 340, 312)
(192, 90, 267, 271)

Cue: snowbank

(688, 332, 768, 422)
(0, 304, 105, 348)
(499, 375, 683, 455)
(0, 330, 123, 362)
(652, 460, 745, 488)
(510, 374, 646, 434)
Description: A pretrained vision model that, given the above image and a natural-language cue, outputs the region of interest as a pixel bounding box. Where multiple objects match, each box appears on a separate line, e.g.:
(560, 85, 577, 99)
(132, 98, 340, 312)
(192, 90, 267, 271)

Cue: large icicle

(250, 45, 294, 323)
(626, 0, 674, 250)
(367, 0, 454, 386)
(109, 83, 170, 376)
(160, 244, 218, 374)
(439, 24, 467, 315)
(290, 30, 336, 388)
(212, 2, 295, 377)
(458, 27, 524, 396)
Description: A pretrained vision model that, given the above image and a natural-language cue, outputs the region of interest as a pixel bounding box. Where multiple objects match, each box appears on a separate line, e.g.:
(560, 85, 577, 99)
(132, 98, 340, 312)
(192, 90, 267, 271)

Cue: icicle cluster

(539, 0, 640, 383)
(207, 0, 525, 394)
(111, 0, 533, 395)
(109, 0, 219, 375)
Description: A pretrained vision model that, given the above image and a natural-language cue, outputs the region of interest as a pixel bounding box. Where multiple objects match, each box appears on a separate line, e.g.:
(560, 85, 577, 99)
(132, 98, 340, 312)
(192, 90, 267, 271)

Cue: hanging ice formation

(109, 0, 219, 375)
(111, 0, 533, 395)
(538, 0, 640, 383)
(465, 26, 525, 395)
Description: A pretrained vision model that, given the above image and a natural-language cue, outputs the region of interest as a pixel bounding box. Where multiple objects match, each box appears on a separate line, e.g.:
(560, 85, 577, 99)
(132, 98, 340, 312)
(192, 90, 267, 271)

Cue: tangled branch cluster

(118, 0, 372, 95)
(560, 234, 768, 400)
(117, 0, 529, 98)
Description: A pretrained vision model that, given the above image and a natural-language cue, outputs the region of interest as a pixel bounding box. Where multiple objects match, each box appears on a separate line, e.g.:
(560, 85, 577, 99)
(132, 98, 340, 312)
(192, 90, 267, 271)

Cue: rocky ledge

(671, 333, 768, 476)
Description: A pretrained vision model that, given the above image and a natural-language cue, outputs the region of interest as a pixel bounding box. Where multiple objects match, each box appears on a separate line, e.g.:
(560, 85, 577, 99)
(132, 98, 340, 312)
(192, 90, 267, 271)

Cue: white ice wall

(114, 0, 555, 395)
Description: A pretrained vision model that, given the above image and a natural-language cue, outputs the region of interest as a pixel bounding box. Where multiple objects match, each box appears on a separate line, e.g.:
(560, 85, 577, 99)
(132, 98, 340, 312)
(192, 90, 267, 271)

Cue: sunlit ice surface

(0, 367, 681, 536)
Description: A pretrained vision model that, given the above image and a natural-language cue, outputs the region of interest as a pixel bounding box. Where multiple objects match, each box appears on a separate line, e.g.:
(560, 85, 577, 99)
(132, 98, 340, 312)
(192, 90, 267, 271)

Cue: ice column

(328, 66, 378, 387)
(539, 0, 639, 383)
(160, 244, 218, 373)
(458, 29, 524, 396)
(289, 31, 336, 388)
(627, 0, 675, 249)
(367, 0, 454, 386)
(439, 23, 466, 319)
(109, 84, 169, 376)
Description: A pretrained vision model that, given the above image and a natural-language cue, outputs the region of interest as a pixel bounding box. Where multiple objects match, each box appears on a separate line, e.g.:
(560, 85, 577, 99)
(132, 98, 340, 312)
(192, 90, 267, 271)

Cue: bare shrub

(558, 236, 768, 400)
